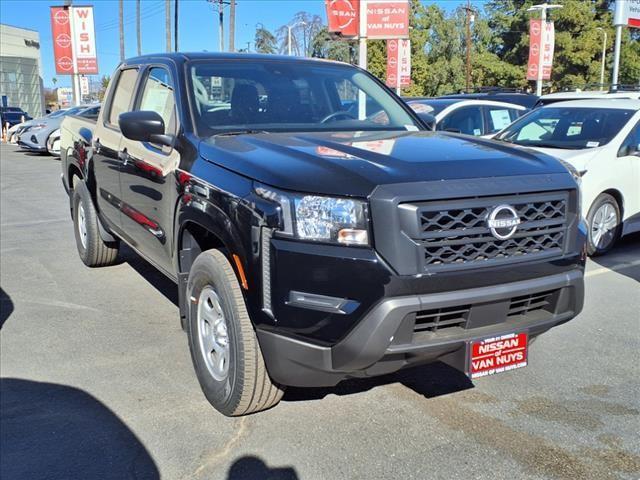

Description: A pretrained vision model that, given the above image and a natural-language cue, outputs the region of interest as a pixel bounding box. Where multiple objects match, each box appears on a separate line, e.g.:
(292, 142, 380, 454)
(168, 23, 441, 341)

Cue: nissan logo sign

(487, 204, 520, 240)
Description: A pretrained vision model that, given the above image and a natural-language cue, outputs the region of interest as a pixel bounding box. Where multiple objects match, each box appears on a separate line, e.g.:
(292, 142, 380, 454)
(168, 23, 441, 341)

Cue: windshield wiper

(213, 129, 270, 137)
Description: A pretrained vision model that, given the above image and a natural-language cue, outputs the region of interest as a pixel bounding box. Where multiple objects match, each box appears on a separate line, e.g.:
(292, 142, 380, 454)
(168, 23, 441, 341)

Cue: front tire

(186, 249, 284, 416)
(586, 193, 622, 256)
(72, 182, 120, 267)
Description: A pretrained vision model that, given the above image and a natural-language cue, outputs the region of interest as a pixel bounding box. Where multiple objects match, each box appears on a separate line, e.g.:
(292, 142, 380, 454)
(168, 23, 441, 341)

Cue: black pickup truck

(61, 53, 586, 416)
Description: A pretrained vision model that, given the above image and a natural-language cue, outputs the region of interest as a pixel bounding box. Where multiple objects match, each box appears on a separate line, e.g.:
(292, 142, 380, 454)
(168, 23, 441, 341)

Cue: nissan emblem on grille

(487, 204, 521, 240)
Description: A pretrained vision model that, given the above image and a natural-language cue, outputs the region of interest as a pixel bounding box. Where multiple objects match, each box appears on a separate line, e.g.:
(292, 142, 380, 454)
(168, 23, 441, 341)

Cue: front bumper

(257, 269, 584, 387)
(17, 137, 46, 152)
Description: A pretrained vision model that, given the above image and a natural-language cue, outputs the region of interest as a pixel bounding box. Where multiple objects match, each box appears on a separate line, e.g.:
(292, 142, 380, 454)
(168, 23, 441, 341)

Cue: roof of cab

(122, 52, 346, 66)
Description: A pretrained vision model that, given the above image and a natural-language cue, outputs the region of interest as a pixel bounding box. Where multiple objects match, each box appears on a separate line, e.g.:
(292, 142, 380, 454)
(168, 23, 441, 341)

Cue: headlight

(256, 185, 369, 246)
(31, 123, 47, 131)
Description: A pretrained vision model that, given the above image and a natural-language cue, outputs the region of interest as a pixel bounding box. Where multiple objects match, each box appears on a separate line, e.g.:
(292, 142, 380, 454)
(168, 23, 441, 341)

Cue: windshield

(497, 107, 634, 149)
(47, 109, 68, 118)
(189, 60, 420, 136)
(63, 106, 86, 116)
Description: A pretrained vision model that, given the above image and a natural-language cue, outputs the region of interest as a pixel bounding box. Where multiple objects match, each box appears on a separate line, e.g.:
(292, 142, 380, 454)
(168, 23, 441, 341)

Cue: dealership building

(0, 23, 46, 118)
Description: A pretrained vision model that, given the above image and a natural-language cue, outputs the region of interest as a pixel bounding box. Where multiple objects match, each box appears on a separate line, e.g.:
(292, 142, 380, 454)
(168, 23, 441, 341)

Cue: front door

(119, 66, 179, 275)
(93, 67, 139, 232)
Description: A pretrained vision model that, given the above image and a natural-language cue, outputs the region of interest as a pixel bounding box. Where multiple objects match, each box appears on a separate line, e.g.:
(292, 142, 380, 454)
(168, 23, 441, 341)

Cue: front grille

(404, 192, 568, 271)
(508, 290, 555, 317)
(414, 304, 471, 333)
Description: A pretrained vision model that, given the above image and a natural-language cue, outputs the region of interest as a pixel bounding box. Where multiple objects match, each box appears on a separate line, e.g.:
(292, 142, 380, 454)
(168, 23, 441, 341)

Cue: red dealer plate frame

(468, 332, 528, 379)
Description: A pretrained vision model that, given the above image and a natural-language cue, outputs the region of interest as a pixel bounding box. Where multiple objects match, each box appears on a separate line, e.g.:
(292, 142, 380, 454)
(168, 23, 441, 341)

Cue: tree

(98, 75, 111, 101)
(254, 24, 277, 54)
(277, 12, 323, 56)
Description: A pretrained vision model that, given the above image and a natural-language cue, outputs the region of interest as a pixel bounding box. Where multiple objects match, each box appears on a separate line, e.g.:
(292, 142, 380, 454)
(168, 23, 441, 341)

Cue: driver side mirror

(119, 111, 173, 147)
(418, 113, 436, 131)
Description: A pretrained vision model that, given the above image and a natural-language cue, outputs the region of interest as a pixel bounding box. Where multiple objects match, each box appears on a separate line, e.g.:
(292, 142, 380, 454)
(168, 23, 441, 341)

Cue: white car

(538, 90, 640, 107)
(406, 98, 527, 137)
(495, 99, 640, 255)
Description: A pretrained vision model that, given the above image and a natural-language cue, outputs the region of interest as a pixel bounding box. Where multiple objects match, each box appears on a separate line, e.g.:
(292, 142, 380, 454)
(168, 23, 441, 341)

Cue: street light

(596, 27, 607, 91)
(527, 3, 563, 97)
(287, 21, 306, 56)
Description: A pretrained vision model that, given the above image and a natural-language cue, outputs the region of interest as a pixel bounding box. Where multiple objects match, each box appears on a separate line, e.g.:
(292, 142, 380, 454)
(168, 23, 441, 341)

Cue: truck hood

(199, 130, 567, 197)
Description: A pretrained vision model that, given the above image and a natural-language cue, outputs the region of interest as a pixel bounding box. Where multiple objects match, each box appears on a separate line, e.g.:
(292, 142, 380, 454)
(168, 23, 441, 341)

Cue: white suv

(495, 99, 640, 255)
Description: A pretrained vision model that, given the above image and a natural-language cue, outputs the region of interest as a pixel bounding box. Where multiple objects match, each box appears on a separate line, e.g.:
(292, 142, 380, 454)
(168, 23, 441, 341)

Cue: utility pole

(527, 3, 562, 97)
(463, 0, 473, 92)
(611, 1, 626, 90)
(119, 0, 124, 61)
(229, 0, 235, 52)
(136, 0, 141, 56)
(165, 0, 171, 52)
(175, 0, 179, 51)
(358, 0, 367, 119)
(287, 22, 306, 56)
(596, 27, 607, 91)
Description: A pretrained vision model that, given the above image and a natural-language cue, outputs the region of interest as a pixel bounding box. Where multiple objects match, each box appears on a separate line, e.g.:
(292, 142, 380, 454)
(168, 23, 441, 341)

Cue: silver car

(18, 104, 100, 154)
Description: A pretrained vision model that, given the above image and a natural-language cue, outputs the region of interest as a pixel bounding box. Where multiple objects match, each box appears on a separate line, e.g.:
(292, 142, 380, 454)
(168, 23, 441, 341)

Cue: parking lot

(0, 143, 639, 479)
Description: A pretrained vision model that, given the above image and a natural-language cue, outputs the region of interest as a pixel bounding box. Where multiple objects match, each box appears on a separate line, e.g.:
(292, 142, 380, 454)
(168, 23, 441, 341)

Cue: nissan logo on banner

(325, 0, 359, 37)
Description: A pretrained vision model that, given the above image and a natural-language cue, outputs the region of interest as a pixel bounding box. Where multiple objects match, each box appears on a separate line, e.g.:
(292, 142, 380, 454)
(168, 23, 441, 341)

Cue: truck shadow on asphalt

(0, 287, 14, 329)
(283, 361, 473, 403)
(119, 245, 179, 307)
(226, 455, 299, 480)
(0, 378, 159, 480)
(591, 232, 640, 282)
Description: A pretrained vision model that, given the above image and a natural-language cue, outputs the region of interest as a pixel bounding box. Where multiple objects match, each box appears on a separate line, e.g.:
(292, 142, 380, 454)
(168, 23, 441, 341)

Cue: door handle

(118, 149, 130, 166)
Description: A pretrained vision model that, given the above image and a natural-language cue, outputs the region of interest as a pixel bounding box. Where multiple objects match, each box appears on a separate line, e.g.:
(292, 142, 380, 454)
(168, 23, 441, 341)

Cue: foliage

(254, 24, 278, 54)
(263, 0, 638, 95)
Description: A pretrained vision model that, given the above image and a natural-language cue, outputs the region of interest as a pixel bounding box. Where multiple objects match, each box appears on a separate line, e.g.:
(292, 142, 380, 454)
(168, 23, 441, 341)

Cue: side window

(108, 68, 138, 126)
(439, 106, 483, 136)
(138, 67, 176, 134)
(484, 107, 515, 134)
(618, 121, 640, 157)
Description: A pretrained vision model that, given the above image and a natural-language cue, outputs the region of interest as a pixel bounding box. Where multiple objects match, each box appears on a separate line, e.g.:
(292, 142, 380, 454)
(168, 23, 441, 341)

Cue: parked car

(437, 90, 539, 109)
(0, 106, 31, 128)
(61, 53, 585, 416)
(18, 104, 100, 154)
(8, 108, 70, 144)
(405, 98, 526, 137)
(536, 89, 640, 107)
(494, 99, 640, 255)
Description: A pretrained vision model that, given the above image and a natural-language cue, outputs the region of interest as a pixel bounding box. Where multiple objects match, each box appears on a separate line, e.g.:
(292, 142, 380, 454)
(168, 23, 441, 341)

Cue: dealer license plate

(469, 332, 528, 379)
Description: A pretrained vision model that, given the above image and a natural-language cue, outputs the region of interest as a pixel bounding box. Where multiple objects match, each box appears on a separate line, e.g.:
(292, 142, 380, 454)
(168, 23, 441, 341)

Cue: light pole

(287, 21, 306, 56)
(596, 27, 607, 91)
(527, 3, 562, 97)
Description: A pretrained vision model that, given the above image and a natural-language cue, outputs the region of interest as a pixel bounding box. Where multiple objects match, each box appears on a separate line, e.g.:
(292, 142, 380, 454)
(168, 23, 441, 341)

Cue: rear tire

(72, 182, 120, 267)
(586, 193, 621, 256)
(186, 249, 284, 416)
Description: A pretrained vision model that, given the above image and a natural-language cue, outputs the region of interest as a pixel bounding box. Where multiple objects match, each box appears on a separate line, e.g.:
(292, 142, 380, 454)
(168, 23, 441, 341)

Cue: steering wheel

(320, 111, 358, 123)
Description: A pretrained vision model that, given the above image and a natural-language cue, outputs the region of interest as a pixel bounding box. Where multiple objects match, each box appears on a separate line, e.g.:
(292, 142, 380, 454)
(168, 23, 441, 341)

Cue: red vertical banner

(526, 19, 541, 81)
(325, 0, 360, 37)
(386, 39, 410, 88)
(386, 39, 399, 87)
(527, 19, 554, 81)
(50, 7, 74, 74)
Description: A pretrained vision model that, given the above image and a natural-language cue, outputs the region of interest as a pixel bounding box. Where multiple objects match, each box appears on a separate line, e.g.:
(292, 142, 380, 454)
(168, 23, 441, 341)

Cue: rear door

(482, 105, 523, 136)
(119, 65, 179, 275)
(93, 67, 140, 231)
(438, 105, 484, 136)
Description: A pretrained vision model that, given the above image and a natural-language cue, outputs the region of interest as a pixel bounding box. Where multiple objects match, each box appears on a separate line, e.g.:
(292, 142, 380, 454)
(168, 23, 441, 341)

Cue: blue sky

(0, 0, 483, 88)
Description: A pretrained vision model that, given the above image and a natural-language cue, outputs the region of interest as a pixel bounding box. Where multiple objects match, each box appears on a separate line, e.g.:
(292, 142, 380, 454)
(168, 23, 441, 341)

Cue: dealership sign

(366, 0, 409, 39)
(386, 38, 410, 88)
(50, 5, 98, 75)
(526, 19, 554, 81)
(615, 0, 640, 27)
(325, 0, 359, 37)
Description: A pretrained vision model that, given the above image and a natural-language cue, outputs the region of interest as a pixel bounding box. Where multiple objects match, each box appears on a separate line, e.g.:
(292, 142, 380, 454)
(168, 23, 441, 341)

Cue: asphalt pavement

(1, 143, 639, 480)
